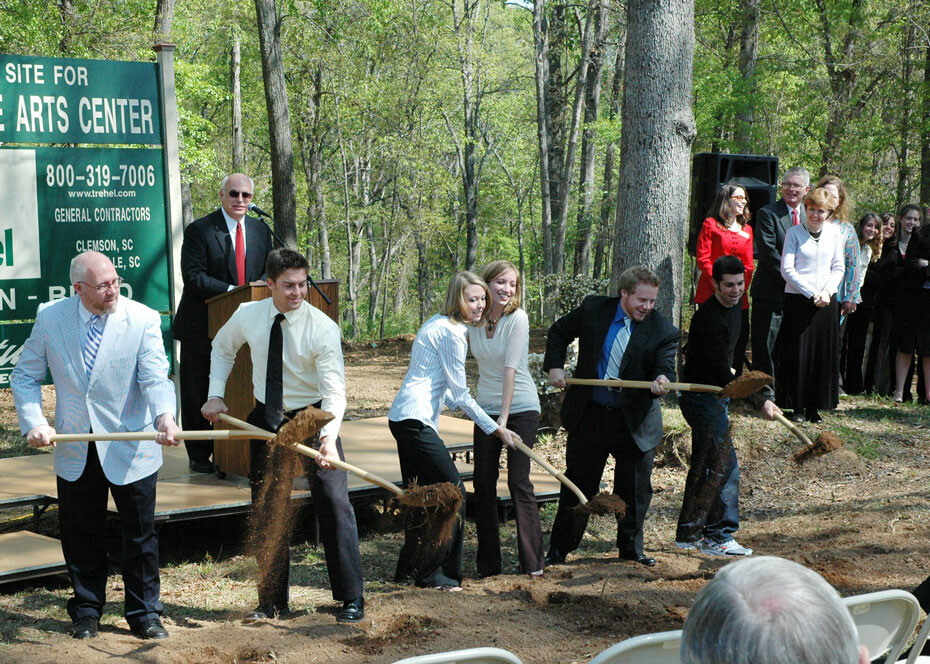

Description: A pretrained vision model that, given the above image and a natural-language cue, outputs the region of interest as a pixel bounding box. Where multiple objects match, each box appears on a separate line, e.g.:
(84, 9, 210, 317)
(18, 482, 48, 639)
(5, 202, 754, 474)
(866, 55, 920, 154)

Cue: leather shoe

(545, 548, 567, 565)
(243, 605, 290, 624)
(336, 596, 365, 623)
(69, 616, 99, 639)
(130, 618, 168, 640)
(189, 459, 214, 473)
(620, 552, 656, 567)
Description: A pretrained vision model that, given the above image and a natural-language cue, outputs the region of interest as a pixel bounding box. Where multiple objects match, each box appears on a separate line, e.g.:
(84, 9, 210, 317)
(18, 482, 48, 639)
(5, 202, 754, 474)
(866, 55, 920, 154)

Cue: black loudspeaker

(688, 153, 779, 255)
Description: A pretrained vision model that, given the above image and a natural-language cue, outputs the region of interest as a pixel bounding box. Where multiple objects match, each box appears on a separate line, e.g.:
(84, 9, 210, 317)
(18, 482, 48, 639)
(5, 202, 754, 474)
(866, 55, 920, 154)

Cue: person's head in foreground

(681, 556, 868, 664)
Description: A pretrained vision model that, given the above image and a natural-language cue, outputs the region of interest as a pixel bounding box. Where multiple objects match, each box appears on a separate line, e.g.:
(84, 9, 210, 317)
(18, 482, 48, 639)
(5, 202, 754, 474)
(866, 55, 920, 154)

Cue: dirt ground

(0, 333, 928, 663)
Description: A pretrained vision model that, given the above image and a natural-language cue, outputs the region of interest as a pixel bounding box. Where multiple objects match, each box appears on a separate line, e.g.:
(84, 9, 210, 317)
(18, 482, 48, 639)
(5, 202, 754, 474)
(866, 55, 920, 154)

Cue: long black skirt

(775, 293, 840, 411)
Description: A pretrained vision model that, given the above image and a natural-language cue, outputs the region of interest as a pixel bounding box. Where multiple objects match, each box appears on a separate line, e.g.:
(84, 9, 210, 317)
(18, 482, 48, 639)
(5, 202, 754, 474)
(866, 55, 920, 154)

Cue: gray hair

(69, 251, 108, 285)
(681, 557, 860, 664)
(783, 166, 810, 186)
(220, 173, 254, 192)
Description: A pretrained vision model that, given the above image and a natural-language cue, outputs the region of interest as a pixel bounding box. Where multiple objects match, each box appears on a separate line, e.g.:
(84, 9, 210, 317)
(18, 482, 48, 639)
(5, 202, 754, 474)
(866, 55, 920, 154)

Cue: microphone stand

(253, 212, 331, 306)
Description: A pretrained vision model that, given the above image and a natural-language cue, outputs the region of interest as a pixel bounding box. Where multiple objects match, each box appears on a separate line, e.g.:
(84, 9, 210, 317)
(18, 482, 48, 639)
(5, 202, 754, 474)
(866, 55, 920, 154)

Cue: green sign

(0, 146, 170, 320)
(0, 54, 162, 145)
(0, 315, 174, 387)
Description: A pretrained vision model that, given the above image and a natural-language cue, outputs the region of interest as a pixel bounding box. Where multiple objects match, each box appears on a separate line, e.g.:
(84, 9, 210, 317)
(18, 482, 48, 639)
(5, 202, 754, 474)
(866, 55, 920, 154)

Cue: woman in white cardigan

(776, 187, 846, 423)
(468, 260, 544, 579)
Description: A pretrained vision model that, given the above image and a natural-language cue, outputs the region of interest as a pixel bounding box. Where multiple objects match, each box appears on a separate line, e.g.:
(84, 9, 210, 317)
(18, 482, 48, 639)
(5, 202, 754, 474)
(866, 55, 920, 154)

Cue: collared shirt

(592, 301, 635, 408)
(209, 298, 346, 440)
(77, 300, 109, 355)
(222, 208, 247, 292)
(388, 314, 498, 434)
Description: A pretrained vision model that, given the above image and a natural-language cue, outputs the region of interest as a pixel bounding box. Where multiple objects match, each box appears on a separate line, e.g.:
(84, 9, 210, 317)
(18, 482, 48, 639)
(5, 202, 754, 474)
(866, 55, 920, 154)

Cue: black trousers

(473, 410, 544, 576)
(179, 340, 214, 464)
(750, 297, 783, 378)
(547, 402, 656, 558)
(248, 403, 364, 610)
(56, 443, 162, 627)
(390, 418, 466, 587)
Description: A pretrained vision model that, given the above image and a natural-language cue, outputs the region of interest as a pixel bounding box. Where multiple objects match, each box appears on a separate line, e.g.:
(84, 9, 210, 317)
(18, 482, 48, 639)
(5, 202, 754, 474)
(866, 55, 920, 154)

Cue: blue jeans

(676, 392, 740, 544)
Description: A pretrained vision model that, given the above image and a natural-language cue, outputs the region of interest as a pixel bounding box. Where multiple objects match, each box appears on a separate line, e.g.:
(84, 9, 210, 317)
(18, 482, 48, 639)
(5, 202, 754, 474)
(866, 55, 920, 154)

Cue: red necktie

(791, 208, 799, 226)
(235, 222, 246, 286)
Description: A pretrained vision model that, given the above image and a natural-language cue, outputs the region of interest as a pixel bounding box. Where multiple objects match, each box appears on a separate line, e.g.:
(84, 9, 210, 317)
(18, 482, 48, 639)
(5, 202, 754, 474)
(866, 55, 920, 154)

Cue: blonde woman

(388, 271, 519, 590)
(468, 261, 544, 578)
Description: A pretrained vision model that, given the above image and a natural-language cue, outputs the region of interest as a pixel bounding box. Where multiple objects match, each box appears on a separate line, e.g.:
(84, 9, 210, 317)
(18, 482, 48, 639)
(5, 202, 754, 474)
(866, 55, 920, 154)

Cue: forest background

(1, 0, 928, 339)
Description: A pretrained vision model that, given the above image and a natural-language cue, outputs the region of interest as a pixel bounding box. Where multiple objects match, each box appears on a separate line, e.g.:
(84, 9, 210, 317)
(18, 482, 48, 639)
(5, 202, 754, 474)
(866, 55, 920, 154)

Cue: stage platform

(0, 414, 561, 584)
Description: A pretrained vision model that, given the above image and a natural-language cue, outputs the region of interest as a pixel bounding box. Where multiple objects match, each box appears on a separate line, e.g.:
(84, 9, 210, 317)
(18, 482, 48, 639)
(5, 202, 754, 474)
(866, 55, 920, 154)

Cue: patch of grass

(0, 429, 43, 459)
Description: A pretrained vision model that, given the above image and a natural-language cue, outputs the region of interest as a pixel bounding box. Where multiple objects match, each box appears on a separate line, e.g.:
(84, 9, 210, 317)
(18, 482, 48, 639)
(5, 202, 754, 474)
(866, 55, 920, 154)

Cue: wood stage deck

(0, 415, 561, 583)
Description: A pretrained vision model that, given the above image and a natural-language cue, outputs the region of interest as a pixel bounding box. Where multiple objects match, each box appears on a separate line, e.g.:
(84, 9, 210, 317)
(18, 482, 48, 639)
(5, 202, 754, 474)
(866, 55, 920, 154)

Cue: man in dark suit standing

(750, 167, 810, 380)
(543, 266, 679, 567)
(173, 173, 272, 472)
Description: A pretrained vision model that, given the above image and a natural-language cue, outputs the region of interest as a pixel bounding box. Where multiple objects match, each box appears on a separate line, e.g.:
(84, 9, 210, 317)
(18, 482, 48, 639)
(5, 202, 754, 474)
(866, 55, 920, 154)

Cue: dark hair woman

(694, 181, 754, 374)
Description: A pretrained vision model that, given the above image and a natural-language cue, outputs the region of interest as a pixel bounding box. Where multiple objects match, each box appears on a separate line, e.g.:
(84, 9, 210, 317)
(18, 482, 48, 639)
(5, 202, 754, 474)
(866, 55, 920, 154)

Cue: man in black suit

(173, 173, 272, 472)
(750, 166, 809, 379)
(544, 266, 679, 567)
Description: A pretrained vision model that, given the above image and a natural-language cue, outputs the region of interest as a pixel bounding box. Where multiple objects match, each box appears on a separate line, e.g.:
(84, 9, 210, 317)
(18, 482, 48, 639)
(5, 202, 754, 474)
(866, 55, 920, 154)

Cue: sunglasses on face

(227, 190, 253, 200)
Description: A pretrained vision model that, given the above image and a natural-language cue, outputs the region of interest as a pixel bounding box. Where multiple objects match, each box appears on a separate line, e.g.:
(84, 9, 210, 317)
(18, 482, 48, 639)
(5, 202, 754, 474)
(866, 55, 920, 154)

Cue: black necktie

(265, 312, 286, 431)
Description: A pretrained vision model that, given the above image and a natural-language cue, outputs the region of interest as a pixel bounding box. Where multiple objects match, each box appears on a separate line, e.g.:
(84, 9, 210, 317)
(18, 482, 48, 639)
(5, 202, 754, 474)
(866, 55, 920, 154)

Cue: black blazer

(543, 295, 679, 452)
(751, 199, 806, 304)
(173, 209, 272, 345)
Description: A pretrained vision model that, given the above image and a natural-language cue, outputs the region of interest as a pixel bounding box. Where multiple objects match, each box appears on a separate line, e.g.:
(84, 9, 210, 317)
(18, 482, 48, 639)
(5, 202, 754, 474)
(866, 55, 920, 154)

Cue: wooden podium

(206, 279, 340, 478)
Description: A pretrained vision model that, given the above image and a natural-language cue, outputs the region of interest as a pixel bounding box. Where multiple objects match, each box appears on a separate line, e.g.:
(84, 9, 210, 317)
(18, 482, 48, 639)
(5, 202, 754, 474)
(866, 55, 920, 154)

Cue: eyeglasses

(806, 208, 833, 218)
(227, 190, 253, 200)
(78, 277, 123, 293)
(782, 182, 807, 190)
(730, 195, 747, 202)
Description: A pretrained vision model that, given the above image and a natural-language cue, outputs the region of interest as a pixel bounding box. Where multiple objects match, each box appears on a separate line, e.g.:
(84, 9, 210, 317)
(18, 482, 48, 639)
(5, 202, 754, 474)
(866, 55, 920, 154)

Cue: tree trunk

(611, 0, 695, 327)
(896, 24, 915, 209)
(254, 0, 298, 247)
(231, 29, 245, 172)
(594, 17, 625, 281)
(547, 6, 569, 273)
(572, 0, 609, 275)
(735, 0, 760, 152)
(299, 67, 332, 278)
(533, 0, 555, 284)
(921, 43, 930, 207)
(154, 0, 176, 42)
(58, 0, 75, 53)
(181, 181, 194, 228)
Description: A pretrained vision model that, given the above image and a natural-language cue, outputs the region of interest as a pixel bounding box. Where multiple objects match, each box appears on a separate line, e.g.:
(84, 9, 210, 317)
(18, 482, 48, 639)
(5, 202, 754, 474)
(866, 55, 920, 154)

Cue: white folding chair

(897, 612, 930, 664)
(843, 589, 921, 664)
(588, 629, 682, 664)
(392, 646, 524, 664)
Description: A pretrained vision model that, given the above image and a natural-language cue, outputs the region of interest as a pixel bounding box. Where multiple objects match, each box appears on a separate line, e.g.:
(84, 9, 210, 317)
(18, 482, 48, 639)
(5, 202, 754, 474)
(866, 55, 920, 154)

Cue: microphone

(248, 202, 272, 218)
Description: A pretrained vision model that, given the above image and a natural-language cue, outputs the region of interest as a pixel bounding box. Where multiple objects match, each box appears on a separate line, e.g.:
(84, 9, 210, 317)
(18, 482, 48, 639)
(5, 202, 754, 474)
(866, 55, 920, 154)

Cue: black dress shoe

(544, 549, 567, 566)
(620, 552, 656, 567)
(189, 459, 214, 473)
(69, 616, 99, 639)
(130, 618, 168, 640)
(243, 605, 290, 624)
(336, 596, 365, 623)
(806, 411, 823, 423)
(788, 411, 806, 423)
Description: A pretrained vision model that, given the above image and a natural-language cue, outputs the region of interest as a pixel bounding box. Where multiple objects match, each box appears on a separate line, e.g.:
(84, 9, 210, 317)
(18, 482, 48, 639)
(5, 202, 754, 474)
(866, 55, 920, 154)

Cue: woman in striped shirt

(388, 271, 520, 590)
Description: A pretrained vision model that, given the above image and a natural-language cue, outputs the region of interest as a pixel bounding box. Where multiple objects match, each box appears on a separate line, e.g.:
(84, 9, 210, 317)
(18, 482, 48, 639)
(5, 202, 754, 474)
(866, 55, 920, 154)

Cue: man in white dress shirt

(201, 248, 364, 623)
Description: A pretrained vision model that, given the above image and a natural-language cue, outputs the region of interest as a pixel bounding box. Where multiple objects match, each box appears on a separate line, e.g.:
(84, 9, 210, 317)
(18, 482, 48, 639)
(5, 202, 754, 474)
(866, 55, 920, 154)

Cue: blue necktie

(83, 315, 102, 378)
(605, 318, 631, 379)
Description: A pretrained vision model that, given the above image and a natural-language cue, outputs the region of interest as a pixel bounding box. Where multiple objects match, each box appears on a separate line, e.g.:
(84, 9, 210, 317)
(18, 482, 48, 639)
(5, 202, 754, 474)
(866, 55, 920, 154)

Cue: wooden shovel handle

(50, 429, 273, 442)
(772, 412, 815, 448)
(565, 377, 722, 393)
(509, 438, 588, 505)
(287, 441, 404, 497)
(218, 413, 403, 497)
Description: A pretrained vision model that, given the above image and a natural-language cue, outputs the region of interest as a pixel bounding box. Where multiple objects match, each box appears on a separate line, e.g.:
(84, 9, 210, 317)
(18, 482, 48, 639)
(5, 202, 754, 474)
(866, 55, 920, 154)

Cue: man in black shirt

(676, 255, 780, 556)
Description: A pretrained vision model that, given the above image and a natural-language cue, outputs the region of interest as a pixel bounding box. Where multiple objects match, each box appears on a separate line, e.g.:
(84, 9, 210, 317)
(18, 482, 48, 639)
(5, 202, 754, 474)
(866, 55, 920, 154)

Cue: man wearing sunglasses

(173, 173, 272, 473)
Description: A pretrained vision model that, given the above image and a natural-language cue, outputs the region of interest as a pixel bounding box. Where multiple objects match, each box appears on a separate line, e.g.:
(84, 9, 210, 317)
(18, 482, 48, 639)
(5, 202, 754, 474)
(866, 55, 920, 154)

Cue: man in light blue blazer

(11, 251, 179, 641)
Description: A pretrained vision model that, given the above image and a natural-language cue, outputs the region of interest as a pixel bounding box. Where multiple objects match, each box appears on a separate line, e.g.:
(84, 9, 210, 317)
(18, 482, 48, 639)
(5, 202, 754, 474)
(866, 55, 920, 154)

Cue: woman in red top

(695, 181, 754, 373)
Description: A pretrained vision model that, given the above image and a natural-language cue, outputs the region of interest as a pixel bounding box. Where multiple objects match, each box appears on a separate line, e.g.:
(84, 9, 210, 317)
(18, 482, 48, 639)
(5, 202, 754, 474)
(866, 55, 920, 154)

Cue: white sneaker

(701, 539, 753, 556)
(675, 539, 701, 550)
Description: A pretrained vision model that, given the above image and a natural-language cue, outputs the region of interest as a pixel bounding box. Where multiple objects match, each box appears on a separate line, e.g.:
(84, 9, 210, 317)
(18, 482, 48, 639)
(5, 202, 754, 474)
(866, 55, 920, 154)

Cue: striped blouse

(388, 314, 498, 434)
